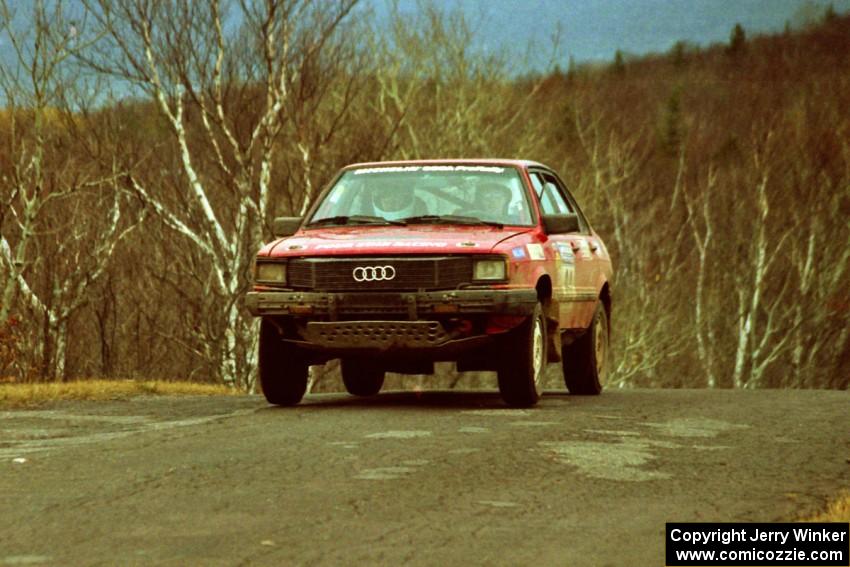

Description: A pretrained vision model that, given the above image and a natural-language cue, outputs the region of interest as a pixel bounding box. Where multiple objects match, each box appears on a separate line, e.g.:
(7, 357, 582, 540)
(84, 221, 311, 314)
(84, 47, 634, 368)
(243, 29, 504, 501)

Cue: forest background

(1, 0, 848, 392)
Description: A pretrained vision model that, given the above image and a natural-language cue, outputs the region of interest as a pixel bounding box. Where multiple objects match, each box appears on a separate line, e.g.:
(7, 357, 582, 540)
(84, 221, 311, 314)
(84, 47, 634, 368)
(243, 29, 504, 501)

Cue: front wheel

(259, 319, 308, 406)
(497, 302, 547, 407)
(341, 359, 385, 396)
(562, 302, 609, 395)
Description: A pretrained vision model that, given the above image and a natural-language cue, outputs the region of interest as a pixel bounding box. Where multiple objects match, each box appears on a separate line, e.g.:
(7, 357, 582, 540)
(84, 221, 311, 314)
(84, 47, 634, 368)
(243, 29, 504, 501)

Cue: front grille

(288, 257, 473, 291)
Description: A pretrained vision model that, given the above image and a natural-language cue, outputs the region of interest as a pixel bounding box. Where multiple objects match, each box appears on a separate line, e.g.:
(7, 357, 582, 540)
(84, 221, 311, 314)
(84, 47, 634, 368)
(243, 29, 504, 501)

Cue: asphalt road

(1, 389, 848, 566)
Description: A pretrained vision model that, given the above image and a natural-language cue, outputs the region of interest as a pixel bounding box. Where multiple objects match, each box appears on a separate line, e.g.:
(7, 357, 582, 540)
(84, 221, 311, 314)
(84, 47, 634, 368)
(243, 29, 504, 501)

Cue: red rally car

(246, 159, 613, 407)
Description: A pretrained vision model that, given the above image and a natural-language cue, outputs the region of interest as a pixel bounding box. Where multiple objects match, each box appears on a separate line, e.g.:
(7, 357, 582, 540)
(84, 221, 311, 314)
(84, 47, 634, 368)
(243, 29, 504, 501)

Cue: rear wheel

(562, 302, 608, 395)
(341, 359, 385, 396)
(259, 319, 308, 406)
(497, 302, 547, 407)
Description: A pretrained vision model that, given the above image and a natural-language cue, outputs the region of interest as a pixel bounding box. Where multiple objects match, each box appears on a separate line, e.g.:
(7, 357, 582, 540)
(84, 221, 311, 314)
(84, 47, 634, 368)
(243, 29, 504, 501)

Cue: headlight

(255, 261, 287, 284)
(473, 258, 507, 280)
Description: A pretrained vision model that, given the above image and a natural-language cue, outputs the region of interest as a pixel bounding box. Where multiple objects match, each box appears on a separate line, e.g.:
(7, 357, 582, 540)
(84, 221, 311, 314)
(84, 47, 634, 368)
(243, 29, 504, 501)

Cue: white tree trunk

(51, 320, 69, 382)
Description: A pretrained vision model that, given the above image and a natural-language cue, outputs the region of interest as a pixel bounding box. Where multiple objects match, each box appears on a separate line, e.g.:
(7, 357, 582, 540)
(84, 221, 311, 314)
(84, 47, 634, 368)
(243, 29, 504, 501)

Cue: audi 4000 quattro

(246, 160, 613, 407)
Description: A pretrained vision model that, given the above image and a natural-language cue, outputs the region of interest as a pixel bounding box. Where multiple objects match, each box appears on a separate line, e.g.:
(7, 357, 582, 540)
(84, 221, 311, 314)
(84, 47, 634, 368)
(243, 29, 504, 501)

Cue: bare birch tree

(682, 164, 718, 387)
(728, 134, 799, 388)
(569, 106, 689, 386)
(371, 2, 553, 161)
(785, 121, 850, 387)
(0, 0, 141, 380)
(79, 0, 358, 387)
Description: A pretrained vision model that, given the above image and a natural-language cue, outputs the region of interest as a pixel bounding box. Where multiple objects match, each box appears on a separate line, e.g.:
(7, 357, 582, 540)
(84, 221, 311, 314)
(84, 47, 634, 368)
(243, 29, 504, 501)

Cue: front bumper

(245, 288, 538, 319)
(245, 288, 538, 357)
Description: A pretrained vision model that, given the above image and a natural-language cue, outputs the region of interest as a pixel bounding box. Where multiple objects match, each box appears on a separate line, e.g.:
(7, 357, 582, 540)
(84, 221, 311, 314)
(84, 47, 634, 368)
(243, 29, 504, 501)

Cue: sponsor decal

(457, 241, 478, 248)
(327, 232, 443, 241)
(422, 165, 505, 173)
(559, 263, 575, 289)
(315, 241, 448, 250)
(511, 246, 527, 259)
(526, 243, 545, 260)
(288, 244, 305, 250)
(353, 165, 505, 175)
(555, 243, 575, 263)
(353, 166, 421, 174)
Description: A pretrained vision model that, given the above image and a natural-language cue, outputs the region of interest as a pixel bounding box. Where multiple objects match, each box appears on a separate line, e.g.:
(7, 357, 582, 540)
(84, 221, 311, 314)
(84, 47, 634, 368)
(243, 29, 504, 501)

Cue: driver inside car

(370, 177, 424, 220)
(473, 182, 514, 222)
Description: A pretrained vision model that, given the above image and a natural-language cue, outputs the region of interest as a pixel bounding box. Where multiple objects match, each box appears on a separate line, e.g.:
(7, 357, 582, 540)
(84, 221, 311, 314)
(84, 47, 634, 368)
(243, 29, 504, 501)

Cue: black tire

(497, 302, 547, 407)
(259, 319, 308, 406)
(341, 358, 385, 396)
(562, 302, 609, 395)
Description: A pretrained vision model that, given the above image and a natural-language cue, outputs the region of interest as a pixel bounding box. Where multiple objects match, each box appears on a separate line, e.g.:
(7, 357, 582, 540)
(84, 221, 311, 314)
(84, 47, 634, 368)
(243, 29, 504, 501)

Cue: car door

(528, 169, 599, 330)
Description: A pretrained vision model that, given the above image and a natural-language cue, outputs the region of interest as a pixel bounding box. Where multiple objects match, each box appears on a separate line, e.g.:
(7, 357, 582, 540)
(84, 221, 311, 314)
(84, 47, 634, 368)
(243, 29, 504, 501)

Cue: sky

(2, 0, 849, 76)
(378, 0, 850, 66)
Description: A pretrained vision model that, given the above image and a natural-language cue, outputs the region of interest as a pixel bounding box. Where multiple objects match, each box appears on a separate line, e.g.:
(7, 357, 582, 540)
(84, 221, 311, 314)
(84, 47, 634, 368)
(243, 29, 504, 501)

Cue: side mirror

(272, 217, 302, 238)
(542, 213, 580, 234)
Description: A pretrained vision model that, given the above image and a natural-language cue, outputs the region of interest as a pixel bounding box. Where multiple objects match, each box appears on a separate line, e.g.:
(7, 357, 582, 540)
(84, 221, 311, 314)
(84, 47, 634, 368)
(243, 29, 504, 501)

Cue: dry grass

(0, 379, 235, 408)
(804, 492, 850, 522)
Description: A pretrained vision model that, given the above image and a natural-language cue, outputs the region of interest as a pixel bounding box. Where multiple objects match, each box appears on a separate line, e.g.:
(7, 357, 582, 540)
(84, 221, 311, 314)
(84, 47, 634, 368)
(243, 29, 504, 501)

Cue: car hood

(261, 225, 531, 257)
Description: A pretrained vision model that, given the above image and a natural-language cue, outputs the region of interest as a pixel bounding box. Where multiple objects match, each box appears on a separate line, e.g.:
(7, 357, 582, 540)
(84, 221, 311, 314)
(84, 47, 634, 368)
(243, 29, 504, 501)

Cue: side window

(530, 172, 545, 195)
(532, 171, 572, 215)
(542, 181, 572, 214)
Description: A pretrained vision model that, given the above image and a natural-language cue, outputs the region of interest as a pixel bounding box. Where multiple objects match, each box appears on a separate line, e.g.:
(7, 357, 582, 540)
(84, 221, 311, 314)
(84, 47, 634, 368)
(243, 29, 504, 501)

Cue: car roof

(342, 158, 549, 171)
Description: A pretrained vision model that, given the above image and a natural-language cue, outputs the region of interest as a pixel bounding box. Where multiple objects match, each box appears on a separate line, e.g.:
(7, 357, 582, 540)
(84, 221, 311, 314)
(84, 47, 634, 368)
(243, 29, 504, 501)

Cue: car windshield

(308, 165, 534, 227)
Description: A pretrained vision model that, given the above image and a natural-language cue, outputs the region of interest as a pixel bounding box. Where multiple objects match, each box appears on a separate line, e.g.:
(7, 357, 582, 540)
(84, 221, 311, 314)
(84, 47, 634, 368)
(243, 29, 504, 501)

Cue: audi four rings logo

(352, 265, 397, 282)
